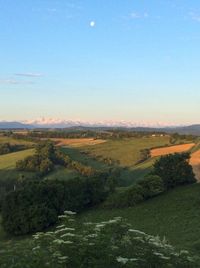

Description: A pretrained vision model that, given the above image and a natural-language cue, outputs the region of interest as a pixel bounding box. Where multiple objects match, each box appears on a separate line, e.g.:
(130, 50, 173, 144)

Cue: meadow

(1, 132, 200, 266)
(81, 136, 170, 167)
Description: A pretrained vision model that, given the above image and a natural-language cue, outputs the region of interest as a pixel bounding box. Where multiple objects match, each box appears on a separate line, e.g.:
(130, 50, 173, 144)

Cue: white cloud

(189, 11, 200, 22)
(130, 12, 149, 19)
(0, 79, 34, 85)
(15, 73, 44, 77)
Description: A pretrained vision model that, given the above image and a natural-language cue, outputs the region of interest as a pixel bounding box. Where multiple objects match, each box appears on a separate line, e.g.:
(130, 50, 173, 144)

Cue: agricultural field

(150, 143, 195, 157)
(1, 134, 200, 266)
(45, 138, 106, 147)
(0, 136, 33, 146)
(0, 148, 34, 170)
(80, 136, 171, 167)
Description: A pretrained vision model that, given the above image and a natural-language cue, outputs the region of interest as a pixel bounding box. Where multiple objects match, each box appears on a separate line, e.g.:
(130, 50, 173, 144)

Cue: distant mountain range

(0, 119, 200, 135)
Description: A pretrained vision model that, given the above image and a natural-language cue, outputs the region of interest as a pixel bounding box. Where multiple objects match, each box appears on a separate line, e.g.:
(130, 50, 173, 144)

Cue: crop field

(80, 136, 170, 167)
(150, 143, 195, 157)
(190, 149, 200, 181)
(46, 138, 106, 147)
(0, 149, 34, 170)
(0, 136, 33, 146)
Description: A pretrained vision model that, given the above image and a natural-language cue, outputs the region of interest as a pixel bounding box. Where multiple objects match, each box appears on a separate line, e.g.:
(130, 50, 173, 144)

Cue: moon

(90, 21, 95, 27)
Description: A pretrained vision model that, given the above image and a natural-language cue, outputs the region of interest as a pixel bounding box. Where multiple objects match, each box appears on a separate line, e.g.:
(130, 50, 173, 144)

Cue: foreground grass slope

(79, 183, 200, 254)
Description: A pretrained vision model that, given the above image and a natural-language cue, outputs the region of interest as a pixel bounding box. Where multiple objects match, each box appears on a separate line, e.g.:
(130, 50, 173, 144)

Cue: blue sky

(0, 0, 200, 125)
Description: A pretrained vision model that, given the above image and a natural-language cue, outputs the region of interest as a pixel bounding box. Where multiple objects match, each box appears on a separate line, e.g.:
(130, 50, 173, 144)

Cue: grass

(0, 149, 35, 181)
(1, 183, 200, 256)
(61, 143, 159, 186)
(78, 183, 200, 254)
(81, 136, 170, 167)
(0, 136, 33, 146)
(46, 166, 81, 181)
(61, 147, 109, 170)
(0, 149, 34, 170)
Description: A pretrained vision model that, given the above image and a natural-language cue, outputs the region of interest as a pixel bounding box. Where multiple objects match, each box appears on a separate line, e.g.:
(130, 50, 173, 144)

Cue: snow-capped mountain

(23, 117, 177, 128)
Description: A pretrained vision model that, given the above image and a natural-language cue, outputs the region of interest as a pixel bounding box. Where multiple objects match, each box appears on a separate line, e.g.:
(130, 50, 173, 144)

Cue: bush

(0, 214, 199, 268)
(138, 175, 165, 199)
(2, 176, 109, 235)
(105, 185, 144, 208)
(152, 153, 196, 190)
(16, 141, 66, 175)
(1, 181, 63, 235)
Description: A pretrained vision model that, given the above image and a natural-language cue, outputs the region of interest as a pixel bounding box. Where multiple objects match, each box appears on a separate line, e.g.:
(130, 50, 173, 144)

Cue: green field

(1, 135, 199, 258)
(0, 136, 33, 146)
(78, 183, 200, 254)
(61, 138, 163, 186)
(81, 136, 170, 167)
(0, 149, 34, 170)
(1, 183, 200, 256)
(46, 166, 81, 181)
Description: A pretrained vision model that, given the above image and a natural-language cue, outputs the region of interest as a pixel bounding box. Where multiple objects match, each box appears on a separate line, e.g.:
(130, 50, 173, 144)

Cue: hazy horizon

(1, 0, 200, 124)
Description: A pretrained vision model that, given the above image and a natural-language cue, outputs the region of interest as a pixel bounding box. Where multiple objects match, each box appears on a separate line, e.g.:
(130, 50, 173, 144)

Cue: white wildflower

(64, 211, 77, 215)
(116, 256, 129, 264)
(128, 229, 145, 235)
(60, 233, 75, 238)
(56, 225, 65, 229)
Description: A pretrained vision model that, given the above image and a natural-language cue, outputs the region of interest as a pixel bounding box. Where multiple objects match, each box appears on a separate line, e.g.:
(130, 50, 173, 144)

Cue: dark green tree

(152, 153, 196, 189)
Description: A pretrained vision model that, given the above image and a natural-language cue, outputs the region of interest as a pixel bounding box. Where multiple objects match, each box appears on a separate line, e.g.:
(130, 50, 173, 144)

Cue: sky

(1, 0, 200, 125)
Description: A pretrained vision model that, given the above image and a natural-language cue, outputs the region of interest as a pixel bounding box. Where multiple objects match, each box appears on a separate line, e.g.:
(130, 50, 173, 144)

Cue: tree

(152, 153, 196, 189)
(138, 175, 164, 199)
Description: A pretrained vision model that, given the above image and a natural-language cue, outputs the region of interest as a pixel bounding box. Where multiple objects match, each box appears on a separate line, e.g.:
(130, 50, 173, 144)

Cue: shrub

(16, 141, 66, 175)
(0, 214, 199, 268)
(2, 175, 109, 235)
(1, 181, 63, 235)
(105, 185, 144, 208)
(138, 175, 165, 199)
(152, 153, 196, 190)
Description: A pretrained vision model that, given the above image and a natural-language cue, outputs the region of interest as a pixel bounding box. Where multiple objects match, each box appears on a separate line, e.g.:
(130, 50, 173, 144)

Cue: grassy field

(0, 136, 33, 146)
(78, 183, 200, 254)
(0, 149, 34, 170)
(151, 143, 195, 157)
(49, 138, 106, 147)
(81, 136, 170, 167)
(61, 147, 109, 170)
(1, 183, 200, 256)
(61, 137, 168, 186)
(0, 149, 35, 181)
(46, 166, 81, 181)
